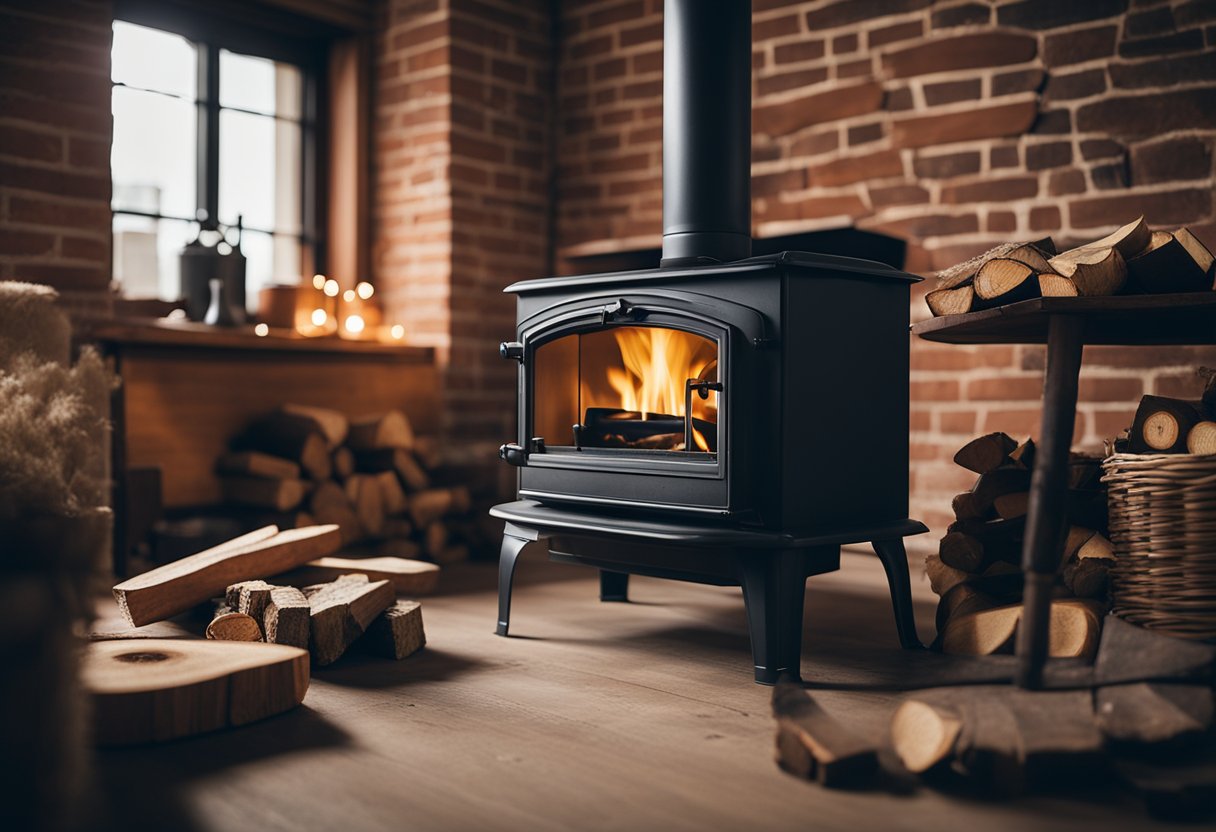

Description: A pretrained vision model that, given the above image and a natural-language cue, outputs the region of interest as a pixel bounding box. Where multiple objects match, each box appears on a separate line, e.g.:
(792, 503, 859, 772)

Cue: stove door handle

(499, 443, 527, 466)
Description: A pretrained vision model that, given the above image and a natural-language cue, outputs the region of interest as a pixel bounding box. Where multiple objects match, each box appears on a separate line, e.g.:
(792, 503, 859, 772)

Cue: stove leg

(496, 532, 531, 637)
(739, 550, 806, 685)
(870, 537, 923, 650)
(599, 570, 629, 602)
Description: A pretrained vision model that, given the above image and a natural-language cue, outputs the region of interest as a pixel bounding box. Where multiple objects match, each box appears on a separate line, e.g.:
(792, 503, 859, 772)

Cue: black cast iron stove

(490, 0, 926, 683)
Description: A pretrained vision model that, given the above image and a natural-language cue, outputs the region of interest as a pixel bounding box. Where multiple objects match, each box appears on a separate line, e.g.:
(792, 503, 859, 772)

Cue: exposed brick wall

(0, 0, 114, 319)
(373, 0, 551, 497)
(552, 0, 1216, 550)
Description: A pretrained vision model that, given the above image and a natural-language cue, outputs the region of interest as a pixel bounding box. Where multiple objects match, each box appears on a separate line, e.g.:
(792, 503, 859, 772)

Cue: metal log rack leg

(1016, 314, 1085, 689)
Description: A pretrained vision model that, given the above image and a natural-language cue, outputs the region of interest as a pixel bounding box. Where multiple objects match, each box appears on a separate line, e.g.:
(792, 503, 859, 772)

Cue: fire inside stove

(533, 326, 719, 453)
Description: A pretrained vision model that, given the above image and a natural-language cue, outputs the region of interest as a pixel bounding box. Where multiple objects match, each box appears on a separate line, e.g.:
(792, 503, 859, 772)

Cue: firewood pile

(926, 216, 1216, 316)
(927, 432, 1112, 657)
(218, 404, 476, 564)
(96, 525, 438, 744)
(773, 615, 1216, 818)
(1110, 367, 1216, 456)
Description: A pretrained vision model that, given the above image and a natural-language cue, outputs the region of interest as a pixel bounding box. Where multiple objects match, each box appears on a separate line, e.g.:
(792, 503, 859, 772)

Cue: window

(110, 19, 317, 309)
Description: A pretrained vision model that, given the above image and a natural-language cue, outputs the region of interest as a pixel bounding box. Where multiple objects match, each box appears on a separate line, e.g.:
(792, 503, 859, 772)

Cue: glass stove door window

(110, 21, 308, 308)
(533, 326, 719, 453)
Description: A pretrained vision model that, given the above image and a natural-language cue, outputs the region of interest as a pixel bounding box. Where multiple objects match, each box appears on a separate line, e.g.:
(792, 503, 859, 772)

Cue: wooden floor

(92, 547, 1173, 831)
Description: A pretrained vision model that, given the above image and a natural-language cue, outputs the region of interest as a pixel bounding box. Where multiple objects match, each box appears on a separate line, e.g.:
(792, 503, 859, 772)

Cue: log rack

(912, 292, 1216, 688)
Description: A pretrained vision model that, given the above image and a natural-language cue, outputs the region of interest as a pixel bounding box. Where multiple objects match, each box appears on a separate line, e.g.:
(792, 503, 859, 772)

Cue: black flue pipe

(660, 0, 752, 267)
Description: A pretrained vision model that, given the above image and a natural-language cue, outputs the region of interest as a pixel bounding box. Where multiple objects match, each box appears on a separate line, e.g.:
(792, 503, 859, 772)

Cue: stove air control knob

(499, 341, 524, 361)
(499, 443, 526, 466)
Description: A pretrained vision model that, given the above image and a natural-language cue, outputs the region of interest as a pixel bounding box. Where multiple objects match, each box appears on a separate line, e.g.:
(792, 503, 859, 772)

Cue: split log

(280, 403, 349, 449)
(940, 599, 1102, 658)
(355, 448, 430, 491)
(332, 446, 355, 481)
(408, 487, 470, 527)
(356, 600, 426, 660)
(1006, 241, 1055, 273)
(1048, 246, 1128, 297)
(925, 284, 974, 317)
(1096, 683, 1214, 746)
(206, 612, 263, 641)
(924, 553, 969, 597)
(225, 579, 275, 621)
(1129, 395, 1211, 454)
(348, 410, 415, 451)
(112, 525, 340, 627)
(950, 491, 988, 521)
(1007, 438, 1036, 471)
(969, 467, 1032, 514)
(891, 687, 1102, 792)
(232, 413, 332, 481)
(953, 432, 1017, 475)
(220, 476, 307, 512)
(263, 586, 310, 648)
(934, 237, 1057, 290)
(1037, 273, 1079, 297)
(974, 259, 1040, 305)
(1187, 421, 1216, 454)
(304, 574, 395, 665)
(935, 583, 1000, 634)
(938, 519, 1021, 573)
(1062, 558, 1111, 599)
(374, 470, 408, 516)
(310, 480, 348, 515)
(992, 491, 1028, 520)
(280, 555, 439, 595)
(412, 435, 444, 470)
(310, 480, 362, 544)
(1094, 614, 1216, 686)
(424, 521, 448, 559)
(1077, 215, 1152, 260)
(216, 451, 300, 481)
(345, 475, 385, 538)
(1175, 227, 1215, 280)
(771, 681, 878, 788)
(381, 516, 415, 539)
(1127, 229, 1216, 294)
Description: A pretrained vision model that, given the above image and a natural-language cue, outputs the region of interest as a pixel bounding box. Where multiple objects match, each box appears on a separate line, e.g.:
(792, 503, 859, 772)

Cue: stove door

(507, 291, 770, 517)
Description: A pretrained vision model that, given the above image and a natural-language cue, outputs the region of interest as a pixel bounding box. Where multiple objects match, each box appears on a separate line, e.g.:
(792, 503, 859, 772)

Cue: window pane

(112, 214, 198, 302)
(219, 110, 302, 235)
(111, 86, 196, 218)
(112, 21, 196, 98)
(220, 50, 300, 119)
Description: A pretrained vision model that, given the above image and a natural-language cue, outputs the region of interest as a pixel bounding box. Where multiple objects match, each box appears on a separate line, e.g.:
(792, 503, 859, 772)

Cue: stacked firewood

(926, 432, 1113, 657)
(1112, 367, 1216, 455)
(926, 216, 1215, 316)
(217, 404, 474, 564)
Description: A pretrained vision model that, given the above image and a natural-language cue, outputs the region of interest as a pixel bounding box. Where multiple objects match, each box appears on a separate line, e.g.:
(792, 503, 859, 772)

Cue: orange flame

(605, 327, 712, 419)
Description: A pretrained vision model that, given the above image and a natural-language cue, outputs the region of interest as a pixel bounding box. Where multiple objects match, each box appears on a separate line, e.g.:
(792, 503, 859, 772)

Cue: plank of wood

(1096, 683, 1214, 745)
(278, 556, 440, 595)
(83, 638, 309, 746)
(263, 586, 310, 649)
(113, 525, 341, 627)
(304, 575, 394, 665)
(206, 612, 263, 641)
(771, 681, 877, 788)
(356, 600, 426, 660)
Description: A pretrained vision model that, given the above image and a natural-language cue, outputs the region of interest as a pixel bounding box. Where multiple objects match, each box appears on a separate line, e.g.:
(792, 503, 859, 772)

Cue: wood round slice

(1143, 410, 1181, 450)
(1188, 422, 1216, 455)
(206, 611, 263, 641)
(890, 700, 961, 773)
(83, 639, 309, 746)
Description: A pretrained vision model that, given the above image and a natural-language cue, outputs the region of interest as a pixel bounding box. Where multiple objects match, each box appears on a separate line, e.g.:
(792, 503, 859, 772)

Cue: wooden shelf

(911, 292, 1216, 346)
(86, 318, 434, 362)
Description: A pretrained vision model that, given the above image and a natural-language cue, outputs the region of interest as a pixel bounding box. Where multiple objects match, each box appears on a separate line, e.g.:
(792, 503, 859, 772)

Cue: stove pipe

(661, 0, 752, 267)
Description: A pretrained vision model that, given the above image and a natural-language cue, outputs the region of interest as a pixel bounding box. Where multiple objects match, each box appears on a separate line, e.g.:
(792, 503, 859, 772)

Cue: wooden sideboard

(89, 319, 439, 573)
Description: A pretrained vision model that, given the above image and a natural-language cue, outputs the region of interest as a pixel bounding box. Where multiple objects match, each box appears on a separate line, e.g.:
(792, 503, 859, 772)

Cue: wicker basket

(1103, 452, 1216, 642)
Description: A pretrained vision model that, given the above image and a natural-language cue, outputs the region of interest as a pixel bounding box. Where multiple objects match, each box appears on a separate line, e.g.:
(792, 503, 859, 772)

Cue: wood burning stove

(490, 0, 927, 683)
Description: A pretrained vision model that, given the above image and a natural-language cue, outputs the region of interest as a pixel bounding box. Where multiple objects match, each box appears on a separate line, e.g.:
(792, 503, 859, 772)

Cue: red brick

(892, 100, 1038, 149)
(988, 210, 1017, 233)
(753, 168, 806, 196)
(998, 0, 1127, 30)
(11, 262, 109, 291)
(1048, 169, 1087, 196)
(982, 408, 1086, 445)
(911, 379, 961, 401)
(806, 0, 932, 30)
(1092, 408, 1138, 439)
(1070, 188, 1212, 229)
(789, 129, 839, 156)
(1155, 372, 1208, 398)
(1042, 25, 1118, 67)
(0, 162, 109, 201)
(966, 376, 1044, 401)
(931, 3, 991, 27)
(864, 213, 980, 239)
(1077, 88, 1216, 138)
(941, 176, 1038, 204)
(1044, 69, 1107, 103)
(1084, 345, 1210, 369)
(832, 33, 858, 54)
(0, 124, 61, 163)
(1029, 205, 1061, 231)
(774, 40, 826, 64)
(619, 21, 661, 48)
(806, 149, 903, 187)
(1109, 51, 1216, 89)
(911, 346, 1017, 371)
(910, 409, 932, 431)
(6, 195, 110, 229)
(837, 58, 873, 79)
(1119, 29, 1205, 59)
(1130, 136, 1214, 185)
(1080, 139, 1124, 160)
(0, 228, 55, 256)
(754, 13, 801, 41)
(1079, 377, 1144, 402)
(923, 78, 982, 106)
(753, 81, 883, 137)
(913, 151, 981, 179)
(882, 32, 1037, 79)
(869, 183, 929, 208)
(60, 234, 107, 261)
(1026, 141, 1072, 171)
(868, 20, 923, 49)
(939, 410, 979, 434)
(847, 122, 884, 146)
(587, 0, 644, 28)
(990, 145, 1020, 169)
(757, 66, 830, 95)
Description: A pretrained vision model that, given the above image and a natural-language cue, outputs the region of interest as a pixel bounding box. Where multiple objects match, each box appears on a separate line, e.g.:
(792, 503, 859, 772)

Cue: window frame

(112, 0, 334, 278)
